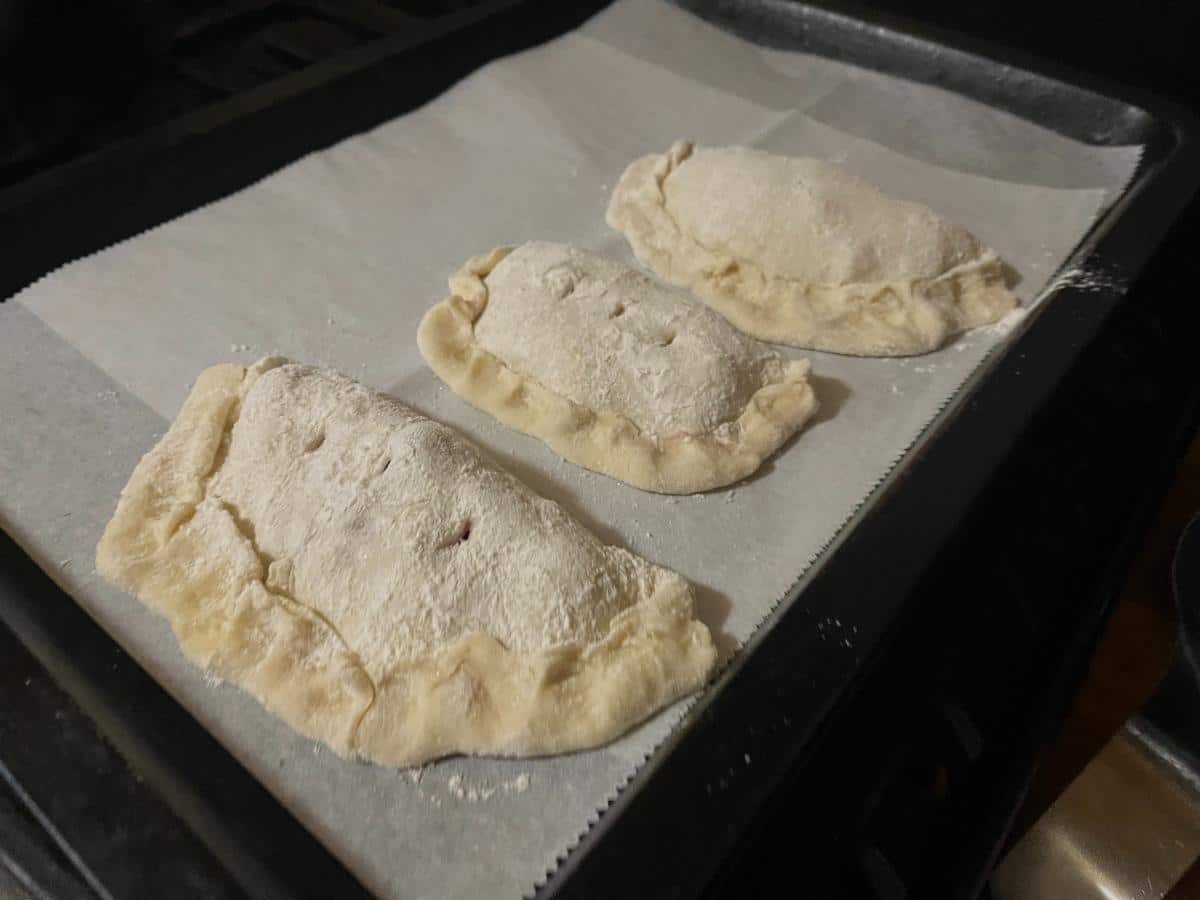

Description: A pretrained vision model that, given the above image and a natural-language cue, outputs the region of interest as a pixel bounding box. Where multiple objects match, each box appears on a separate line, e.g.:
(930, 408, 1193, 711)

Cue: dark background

(880, 2, 1198, 108)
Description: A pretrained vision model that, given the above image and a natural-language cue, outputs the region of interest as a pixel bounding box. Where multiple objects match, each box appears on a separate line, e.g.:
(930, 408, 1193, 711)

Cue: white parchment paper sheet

(0, 2, 1141, 897)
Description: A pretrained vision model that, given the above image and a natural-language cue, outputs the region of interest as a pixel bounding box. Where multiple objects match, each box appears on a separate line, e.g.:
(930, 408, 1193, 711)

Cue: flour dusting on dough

(476, 242, 788, 437)
(607, 141, 1018, 356)
(418, 243, 819, 494)
(96, 360, 717, 766)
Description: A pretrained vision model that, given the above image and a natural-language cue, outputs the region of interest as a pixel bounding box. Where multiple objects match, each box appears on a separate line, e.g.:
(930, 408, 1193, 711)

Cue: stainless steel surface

(992, 724, 1200, 900)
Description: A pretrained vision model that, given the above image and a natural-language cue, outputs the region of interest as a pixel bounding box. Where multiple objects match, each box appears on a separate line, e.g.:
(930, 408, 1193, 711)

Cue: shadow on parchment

(731, 372, 850, 490)
(808, 372, 851, 426)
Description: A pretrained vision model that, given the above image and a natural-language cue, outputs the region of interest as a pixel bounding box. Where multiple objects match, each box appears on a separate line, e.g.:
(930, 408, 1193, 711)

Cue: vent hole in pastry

(657, 332, 676, 347)
(379, 457, 391, 475)
(609, 304, 625, 318)
(441, 519, 472, 549)
(545, 267, 576, 299)
(305, 431, 325, 452)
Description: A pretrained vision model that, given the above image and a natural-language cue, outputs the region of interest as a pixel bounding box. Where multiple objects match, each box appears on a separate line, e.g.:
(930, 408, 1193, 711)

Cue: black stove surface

(0, 1, 490, 190)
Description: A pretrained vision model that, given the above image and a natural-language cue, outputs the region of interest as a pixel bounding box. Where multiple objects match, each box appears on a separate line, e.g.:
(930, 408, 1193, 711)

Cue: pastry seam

(97, 360, 717, 766)
(606, 141, 1018, 356)
(418, 246, 819, 494)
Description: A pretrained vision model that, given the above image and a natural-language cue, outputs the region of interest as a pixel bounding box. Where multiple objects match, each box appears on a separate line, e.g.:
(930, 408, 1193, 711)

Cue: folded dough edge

(418, 247, 818, 494)
(96, 359, 717, 766)
(606, 141, 1018, 357)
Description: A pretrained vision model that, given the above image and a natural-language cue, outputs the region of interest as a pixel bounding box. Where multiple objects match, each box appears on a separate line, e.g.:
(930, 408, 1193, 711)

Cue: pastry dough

(607, 141, 1018, 356)
(418, 242, 817, 494)
(96, 358, 716, 766)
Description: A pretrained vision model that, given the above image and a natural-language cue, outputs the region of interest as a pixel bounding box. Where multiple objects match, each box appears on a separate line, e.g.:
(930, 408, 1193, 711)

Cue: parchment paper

(0, 2, 1142, 897)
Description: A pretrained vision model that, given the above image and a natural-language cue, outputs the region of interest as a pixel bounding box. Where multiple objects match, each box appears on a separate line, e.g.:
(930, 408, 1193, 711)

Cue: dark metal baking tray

(2, 0, 1199, 897)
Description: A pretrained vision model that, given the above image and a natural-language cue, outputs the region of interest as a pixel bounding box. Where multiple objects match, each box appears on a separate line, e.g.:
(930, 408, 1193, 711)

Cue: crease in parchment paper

(588, 0, 1142, 191)
(0, 1, 1144, 897)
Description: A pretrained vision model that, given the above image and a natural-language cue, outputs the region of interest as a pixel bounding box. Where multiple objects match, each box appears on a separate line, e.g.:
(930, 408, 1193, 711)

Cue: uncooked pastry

(96, 358, 716, 766)
(417, 241, 817, 494)
(606, 141, 1018, 356)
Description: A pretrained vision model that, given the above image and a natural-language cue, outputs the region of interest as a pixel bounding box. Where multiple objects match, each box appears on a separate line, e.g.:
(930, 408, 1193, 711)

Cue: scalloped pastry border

(417, 247, 818, 495)
(96, 359, 716, 767)
(606, 141, 1019, 357)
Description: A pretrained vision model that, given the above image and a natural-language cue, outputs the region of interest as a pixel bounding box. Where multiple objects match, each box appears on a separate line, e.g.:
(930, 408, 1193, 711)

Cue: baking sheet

(0, 1, 1142, 897)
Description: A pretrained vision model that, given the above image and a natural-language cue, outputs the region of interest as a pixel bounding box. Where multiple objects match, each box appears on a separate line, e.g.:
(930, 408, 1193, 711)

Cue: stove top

(0, 0, 489, 191)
